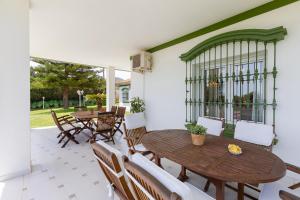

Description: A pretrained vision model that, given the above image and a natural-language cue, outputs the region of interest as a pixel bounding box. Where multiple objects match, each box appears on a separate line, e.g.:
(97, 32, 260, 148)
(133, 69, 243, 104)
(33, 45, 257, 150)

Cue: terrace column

(0, 0, 30, 180)
(105, 66, 115, 111)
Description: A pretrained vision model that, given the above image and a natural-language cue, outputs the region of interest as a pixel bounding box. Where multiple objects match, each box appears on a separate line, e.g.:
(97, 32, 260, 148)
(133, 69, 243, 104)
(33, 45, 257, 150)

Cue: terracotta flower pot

(191, 134, 206, 146)
(97, 101, 102, 111)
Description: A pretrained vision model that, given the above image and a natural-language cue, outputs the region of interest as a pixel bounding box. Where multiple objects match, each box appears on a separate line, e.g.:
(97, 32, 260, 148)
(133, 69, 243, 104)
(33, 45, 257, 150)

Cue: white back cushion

(197, 117, 223, 136)
(125, 112, 146, 130)
(234, 121, 274, 146)
(96, 140, 125, 172)
(131, 154, 214, 200)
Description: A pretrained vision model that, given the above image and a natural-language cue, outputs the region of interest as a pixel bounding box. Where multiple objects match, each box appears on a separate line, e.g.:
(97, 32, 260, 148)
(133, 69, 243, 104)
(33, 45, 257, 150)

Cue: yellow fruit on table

(228, 144, 242, 155)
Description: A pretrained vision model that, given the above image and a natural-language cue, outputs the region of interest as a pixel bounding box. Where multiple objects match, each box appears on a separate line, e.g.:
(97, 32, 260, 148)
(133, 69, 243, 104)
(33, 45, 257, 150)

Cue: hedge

(30, 98, 106, 110)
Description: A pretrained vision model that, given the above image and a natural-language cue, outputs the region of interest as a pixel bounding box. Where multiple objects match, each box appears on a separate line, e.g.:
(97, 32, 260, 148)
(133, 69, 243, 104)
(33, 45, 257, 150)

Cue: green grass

(30, 106, 97, 128)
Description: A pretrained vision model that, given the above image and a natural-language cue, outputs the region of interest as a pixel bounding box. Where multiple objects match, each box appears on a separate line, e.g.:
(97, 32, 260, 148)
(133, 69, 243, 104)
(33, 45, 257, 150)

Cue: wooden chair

(259, 163, 300, 200)
(114, 106, 126, 135)
(234, 120, 275, 151)
(90, 140, 135, 200)
(123, 153, 215, 200)
(123, 112, 153, 157)
(197, 116, 224, 136)
(51, 110, 81, 148)
(280, 190, 300, 200)
(111, 106, 118, 114)
(92, 112, 116, 144)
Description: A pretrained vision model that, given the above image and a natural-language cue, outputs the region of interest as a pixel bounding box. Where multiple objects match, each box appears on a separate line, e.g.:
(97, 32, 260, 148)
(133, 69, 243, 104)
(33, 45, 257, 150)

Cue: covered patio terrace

(1, 0, 300, 200)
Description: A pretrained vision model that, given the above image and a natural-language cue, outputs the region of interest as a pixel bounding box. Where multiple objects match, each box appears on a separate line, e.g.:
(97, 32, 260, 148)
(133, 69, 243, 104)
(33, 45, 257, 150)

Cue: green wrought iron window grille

(181, 27, 287, 137)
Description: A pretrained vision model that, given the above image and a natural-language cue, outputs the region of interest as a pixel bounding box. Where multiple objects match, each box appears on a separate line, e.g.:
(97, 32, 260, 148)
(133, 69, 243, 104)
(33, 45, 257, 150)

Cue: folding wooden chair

(123, 112, 153, 158)
(91, 112, 116, 144)
(51, 110, 81, 148)
(114, 106, 126, 135)
(90, 141, 135, 200)
(123, 154, 214, 200)
(111, 105, 118, 114)
(259, 163, 300, 200)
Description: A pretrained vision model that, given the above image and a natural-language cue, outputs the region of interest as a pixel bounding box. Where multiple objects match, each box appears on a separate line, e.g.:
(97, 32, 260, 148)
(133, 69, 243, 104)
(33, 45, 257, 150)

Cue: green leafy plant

(185, 123, 207, 135)
(130, 97, 145, 113)
(86, 93, 106, 104)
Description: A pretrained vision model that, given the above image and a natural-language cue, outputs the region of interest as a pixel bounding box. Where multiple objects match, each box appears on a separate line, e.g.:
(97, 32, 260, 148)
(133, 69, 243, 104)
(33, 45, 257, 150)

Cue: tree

(31, 58, 105, 109)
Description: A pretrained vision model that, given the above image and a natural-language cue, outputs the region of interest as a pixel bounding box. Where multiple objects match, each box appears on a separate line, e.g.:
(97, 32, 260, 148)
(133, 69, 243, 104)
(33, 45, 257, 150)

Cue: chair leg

(61, 131, 79, 148)
(57, 132, 62, 138)
(111, 132, 115, 144)
(114, 123, 123, 135)
(204, 180, 211, 192)
(58, 135, 66, 144)
(61, 138, 70, 148)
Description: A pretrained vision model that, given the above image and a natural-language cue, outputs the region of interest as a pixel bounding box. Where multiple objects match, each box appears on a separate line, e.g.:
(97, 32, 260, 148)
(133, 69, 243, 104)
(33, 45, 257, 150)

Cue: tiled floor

(0, 127, 262, 200)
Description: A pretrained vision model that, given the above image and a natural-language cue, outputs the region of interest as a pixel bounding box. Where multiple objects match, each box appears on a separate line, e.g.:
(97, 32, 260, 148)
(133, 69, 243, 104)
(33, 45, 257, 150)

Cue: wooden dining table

(142, 129, 286, 200)
(71, 111, 99, 131)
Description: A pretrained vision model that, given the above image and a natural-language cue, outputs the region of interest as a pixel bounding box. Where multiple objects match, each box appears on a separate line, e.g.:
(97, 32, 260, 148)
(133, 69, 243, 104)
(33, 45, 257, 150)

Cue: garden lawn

(30, 106, 97, 128)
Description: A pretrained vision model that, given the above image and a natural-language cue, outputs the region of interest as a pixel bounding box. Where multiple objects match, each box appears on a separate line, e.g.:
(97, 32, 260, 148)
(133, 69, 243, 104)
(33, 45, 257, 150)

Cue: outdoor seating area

(47, 111, 300, 200)
(2, 1, 300, 200)
(51, 106, 127, 147)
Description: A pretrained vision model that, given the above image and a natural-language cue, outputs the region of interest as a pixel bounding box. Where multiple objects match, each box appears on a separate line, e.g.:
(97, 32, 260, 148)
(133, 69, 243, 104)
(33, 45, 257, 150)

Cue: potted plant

(86, 93, 106, 111)
(130, 97, 145, 113)
(185, 123, 207, 146)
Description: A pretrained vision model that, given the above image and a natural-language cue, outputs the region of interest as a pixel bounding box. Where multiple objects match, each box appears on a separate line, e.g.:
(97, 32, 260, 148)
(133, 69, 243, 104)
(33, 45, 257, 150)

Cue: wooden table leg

(212, 180, 225, 200)
(178, 166, 189, 182)
(238, 183, 245, 200)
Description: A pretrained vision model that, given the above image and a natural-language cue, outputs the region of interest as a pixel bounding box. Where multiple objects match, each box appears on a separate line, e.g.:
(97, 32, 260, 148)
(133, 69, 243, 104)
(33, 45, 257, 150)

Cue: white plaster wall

(132, 2, 300, 166)
(0, 0, 30, 180)
(105, 67, 115, 111)
(130, 72, 144, 99)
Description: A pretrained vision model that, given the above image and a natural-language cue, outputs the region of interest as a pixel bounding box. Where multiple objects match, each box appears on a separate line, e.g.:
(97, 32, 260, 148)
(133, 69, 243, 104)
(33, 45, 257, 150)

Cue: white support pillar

(105, 67, 115, 111)
(0, 0, 30, 180)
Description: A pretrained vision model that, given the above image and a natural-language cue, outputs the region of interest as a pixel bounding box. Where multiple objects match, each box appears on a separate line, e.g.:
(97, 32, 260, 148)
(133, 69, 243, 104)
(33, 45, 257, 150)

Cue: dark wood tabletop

(71, 111, 99, 119)
(142, 129, 286, 200)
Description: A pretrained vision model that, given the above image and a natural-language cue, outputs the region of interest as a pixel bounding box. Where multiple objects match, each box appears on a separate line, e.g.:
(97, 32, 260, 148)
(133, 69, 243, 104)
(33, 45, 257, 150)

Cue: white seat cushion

(125, 112, 146, 130)
(197, 117, 223, 136)
(134, 144, 147, 152)
(61, 123, 80, 131)
(259, 181, 300, 200)
(184, 182, 214, 200)
(234, 121, 274, 146)
(131, 153, 214, 200)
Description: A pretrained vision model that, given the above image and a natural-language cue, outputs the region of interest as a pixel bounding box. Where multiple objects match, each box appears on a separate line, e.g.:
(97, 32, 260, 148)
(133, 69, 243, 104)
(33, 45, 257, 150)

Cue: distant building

(115, 79, 130, 108)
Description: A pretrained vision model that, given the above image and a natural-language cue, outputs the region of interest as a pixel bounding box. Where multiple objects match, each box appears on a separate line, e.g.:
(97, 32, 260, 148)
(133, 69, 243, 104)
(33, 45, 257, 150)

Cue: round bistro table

(142, 129, 286, 200)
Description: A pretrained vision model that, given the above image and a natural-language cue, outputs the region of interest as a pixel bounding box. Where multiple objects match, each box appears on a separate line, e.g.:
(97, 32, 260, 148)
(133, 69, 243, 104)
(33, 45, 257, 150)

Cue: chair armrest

(279, 190, 300, 200)
(58, 116, 73, 122)
(57, 115, 71, 119)
(286, 163, 300, 174)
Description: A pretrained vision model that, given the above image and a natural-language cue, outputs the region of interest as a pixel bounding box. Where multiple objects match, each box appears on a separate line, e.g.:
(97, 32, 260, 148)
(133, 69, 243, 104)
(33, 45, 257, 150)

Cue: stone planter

(191, 134, 206, 146)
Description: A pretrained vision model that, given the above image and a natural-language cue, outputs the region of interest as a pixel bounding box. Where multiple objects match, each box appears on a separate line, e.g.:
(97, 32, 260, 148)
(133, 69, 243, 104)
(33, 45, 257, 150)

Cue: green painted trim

(147, 0, 297, 53)
(180, 26, 287, 61)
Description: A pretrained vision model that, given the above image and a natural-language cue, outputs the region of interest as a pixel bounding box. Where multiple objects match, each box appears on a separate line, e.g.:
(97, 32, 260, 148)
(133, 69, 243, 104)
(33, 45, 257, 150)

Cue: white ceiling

(30, 0, 270, 70)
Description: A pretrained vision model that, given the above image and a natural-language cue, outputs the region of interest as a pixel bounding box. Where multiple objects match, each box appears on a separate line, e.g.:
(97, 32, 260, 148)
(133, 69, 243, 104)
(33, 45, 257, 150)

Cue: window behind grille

(180, 27, 287, 136)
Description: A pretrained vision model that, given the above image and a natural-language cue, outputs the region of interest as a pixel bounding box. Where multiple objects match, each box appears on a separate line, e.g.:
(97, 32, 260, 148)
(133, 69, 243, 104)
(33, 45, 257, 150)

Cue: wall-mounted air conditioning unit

(131, 51, 152, 73)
